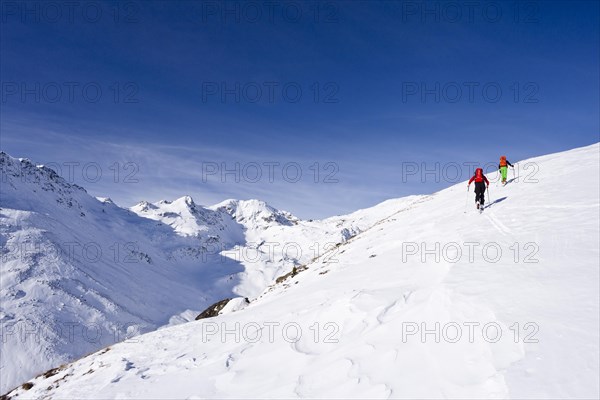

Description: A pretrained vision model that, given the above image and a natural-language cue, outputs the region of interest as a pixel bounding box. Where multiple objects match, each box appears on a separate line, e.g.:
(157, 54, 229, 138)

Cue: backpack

(499, 155, 507, 167)
(475, 168, 483, 181)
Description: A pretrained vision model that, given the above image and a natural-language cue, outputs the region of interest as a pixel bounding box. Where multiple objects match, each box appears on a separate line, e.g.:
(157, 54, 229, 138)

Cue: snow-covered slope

(0, 153, 246, 393)
(4, 144, 598, 399)
(0, 153, 399, 393)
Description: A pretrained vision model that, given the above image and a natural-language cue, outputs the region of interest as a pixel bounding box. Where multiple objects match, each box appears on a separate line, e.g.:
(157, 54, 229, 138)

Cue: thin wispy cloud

(1, 120, 405, 218)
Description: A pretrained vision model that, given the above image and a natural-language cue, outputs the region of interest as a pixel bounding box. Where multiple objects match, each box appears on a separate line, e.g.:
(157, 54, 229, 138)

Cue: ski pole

(487, 185, 492, 205)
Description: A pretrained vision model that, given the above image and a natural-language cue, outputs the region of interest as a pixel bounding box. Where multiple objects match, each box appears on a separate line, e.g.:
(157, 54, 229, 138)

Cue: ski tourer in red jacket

(468, 168, 489, 209)
(468, 168, 489, 185)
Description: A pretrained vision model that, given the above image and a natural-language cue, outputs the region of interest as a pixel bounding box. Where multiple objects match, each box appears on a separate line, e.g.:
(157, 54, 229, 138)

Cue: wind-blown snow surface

(3, 144, 600, 399)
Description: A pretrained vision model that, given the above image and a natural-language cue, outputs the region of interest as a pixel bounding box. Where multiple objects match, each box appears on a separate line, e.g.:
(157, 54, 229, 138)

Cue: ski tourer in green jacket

(498, 155, 514, 184)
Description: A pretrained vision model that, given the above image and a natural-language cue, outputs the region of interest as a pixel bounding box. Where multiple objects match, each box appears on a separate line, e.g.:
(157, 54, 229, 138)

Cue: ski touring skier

(468, 167, 489, 211)
(498, 155, 514, 185)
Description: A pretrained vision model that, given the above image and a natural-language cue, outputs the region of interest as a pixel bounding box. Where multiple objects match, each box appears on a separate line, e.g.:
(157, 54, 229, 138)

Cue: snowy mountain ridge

(0, 152, 90, 214)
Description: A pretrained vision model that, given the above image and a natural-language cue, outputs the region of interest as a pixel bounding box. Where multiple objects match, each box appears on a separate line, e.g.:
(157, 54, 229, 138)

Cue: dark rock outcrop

(195, 298, 232, 320)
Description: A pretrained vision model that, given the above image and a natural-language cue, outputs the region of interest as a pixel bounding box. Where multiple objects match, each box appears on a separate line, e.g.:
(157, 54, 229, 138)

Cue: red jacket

(468, 168, 489, 185)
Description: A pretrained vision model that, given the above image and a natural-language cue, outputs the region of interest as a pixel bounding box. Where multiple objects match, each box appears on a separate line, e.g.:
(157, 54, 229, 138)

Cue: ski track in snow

(484, 212, 513, 237)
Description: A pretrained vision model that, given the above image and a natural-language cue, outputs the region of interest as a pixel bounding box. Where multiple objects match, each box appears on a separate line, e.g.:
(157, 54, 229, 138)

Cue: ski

(476, 202, 483, 213)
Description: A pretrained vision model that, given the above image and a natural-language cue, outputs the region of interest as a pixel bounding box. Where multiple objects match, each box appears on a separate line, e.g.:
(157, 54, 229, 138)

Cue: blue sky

(1, 0, 598, 218)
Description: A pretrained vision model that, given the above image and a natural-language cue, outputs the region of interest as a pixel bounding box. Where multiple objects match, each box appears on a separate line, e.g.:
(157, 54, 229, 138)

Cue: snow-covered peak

(1, 151, 86, 195)
(132, 200, 157, 212)
(181, 195, 195, 206)
(133, 195, 196, 215)
(0, 151, 95, 216)
(96, 197, 114, 204)
(210, 198, 298, 228)
(131, 196, 214, 237)
(131, 197, 299, 238)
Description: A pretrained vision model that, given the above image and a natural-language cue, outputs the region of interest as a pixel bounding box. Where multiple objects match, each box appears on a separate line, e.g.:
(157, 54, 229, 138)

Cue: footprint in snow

(122, 358, 135, 371)
(136, 367, 151, 379)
